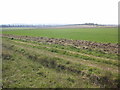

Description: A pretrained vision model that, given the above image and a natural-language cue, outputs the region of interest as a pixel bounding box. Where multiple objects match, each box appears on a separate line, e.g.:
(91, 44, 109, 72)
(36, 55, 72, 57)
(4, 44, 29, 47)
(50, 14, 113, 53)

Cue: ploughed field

(2, 28, 119, 88)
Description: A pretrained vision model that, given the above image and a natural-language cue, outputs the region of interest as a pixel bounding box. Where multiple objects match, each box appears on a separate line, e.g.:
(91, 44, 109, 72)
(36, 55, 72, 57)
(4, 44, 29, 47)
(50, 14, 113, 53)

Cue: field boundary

(2, 34, 118, 54)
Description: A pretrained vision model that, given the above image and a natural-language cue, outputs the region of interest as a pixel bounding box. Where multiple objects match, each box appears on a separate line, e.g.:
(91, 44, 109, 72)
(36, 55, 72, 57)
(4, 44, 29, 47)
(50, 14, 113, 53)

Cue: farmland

(2, 28, 118, 43)
(2, 27, 119, 88)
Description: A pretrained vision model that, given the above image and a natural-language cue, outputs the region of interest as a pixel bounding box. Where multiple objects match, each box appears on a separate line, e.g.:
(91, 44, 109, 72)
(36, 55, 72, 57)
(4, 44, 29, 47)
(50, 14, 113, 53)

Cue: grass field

(2, 27, 119, 88)
(2, 28, 118, 43)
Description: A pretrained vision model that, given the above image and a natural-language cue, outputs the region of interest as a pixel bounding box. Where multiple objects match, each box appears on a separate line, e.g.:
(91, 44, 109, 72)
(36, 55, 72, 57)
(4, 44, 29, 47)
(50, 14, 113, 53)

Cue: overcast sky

(0, 0, 119, 25)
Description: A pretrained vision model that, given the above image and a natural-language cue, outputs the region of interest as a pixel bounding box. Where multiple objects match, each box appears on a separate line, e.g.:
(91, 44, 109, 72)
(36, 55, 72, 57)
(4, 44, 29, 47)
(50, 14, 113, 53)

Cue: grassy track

(2, 37, 119, 88)
(2, 28, 118, 43)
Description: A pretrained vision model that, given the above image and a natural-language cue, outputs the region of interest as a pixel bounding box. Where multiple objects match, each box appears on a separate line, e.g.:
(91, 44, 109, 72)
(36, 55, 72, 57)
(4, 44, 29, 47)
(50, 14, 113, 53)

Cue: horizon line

(0, 23, 118, 25)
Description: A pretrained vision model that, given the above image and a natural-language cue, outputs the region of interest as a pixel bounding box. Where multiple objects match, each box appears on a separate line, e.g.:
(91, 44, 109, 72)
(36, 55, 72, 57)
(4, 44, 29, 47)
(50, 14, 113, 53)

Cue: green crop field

(2, 28, 118, 43)
(2, 27, 119, 88)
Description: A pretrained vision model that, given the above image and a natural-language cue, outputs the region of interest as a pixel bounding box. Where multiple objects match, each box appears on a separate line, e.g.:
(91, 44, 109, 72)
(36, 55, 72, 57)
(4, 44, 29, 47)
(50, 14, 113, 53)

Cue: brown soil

(2, 34, 118, 54)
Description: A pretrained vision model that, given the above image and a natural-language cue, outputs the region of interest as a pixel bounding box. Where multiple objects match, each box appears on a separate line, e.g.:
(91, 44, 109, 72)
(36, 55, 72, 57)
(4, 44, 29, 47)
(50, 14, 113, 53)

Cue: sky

(0, 0, 119, 25)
